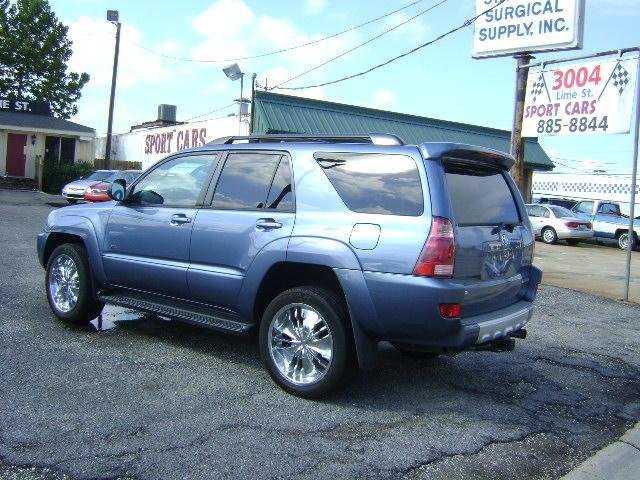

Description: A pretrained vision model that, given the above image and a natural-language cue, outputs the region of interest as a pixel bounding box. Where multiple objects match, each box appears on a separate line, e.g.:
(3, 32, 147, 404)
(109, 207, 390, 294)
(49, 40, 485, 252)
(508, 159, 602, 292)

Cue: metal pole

(623, 56, 640, 302)
(520, 46, 640, 71)
(249, 73, 257, 134)
(510, 54, 533, 195)
(238, 74, 243, 134)
(104, 21, 121, 169)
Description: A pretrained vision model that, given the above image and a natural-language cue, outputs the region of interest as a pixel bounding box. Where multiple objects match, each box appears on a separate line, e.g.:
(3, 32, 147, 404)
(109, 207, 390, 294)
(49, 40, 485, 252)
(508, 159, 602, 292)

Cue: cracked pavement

(1, 192, 639, 480)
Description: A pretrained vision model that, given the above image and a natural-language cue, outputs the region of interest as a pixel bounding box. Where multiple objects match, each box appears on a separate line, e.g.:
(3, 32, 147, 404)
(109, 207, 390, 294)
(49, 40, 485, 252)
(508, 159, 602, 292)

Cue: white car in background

(61, 170, 116, 203)
(526, 204, 594, 245)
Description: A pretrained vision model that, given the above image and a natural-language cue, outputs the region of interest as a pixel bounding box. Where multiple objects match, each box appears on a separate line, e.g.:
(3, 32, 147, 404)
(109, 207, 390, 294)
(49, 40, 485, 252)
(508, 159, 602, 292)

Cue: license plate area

(481, 238, 523, 280)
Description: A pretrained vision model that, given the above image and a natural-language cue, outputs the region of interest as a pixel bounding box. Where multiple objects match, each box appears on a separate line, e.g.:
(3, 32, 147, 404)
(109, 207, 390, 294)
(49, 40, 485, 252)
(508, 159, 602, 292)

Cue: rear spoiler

(419, 143, 515, 171)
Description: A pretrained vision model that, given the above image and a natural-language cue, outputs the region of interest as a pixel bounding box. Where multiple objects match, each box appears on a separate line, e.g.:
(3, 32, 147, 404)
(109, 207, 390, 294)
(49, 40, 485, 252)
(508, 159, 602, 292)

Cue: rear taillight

(414, 216, 455, 277)
(439, 303, 461, 318)
(565, 222, 580, 229)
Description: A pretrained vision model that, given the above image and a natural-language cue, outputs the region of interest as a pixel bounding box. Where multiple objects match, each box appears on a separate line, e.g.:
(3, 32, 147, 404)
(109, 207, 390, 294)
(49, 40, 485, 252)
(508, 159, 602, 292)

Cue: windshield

(549, 206, 574, 218)
(84, 171, 113, 181)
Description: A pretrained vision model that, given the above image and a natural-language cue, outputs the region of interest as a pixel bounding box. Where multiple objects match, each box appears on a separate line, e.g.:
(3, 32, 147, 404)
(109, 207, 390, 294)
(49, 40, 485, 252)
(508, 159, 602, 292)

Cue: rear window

(315, 153, 423, 216)
(445, 163, 520, 226)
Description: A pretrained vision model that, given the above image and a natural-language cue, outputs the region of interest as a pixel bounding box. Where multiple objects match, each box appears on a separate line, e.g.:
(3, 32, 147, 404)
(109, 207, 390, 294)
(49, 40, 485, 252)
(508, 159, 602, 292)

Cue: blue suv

(38, 134, 541, 397)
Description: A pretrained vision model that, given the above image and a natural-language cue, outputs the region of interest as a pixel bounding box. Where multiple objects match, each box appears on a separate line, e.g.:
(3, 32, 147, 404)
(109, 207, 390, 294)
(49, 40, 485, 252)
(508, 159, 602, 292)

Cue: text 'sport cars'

(38, 134, 542, 398)
(61, 170, 116, 203)
(84, 170, 142, 203)
(526, 204, 593, 245)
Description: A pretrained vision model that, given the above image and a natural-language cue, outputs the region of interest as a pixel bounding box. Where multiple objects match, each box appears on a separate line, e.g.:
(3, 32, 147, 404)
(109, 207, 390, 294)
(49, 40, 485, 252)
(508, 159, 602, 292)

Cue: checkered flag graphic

(530, 74, 546, 102)
(611, 62, 630, 95)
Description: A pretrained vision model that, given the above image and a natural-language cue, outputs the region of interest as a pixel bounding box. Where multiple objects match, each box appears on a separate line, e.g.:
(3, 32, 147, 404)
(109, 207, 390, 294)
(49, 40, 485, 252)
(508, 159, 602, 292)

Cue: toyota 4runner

(38, 134, 542, 398)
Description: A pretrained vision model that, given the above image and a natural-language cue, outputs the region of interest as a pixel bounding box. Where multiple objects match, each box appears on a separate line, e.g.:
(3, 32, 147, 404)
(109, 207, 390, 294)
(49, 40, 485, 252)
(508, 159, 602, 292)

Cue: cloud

(190, 0, 360, 91)
(384, 12, 431, 42)
(371, 89, 397, 109)
(66, 16, 174, 88)
(306, 0, 327, 15)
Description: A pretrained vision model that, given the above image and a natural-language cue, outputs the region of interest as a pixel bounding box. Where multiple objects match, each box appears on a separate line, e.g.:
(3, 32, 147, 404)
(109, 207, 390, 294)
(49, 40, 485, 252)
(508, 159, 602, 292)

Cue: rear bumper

(556, 229, 593, 240)
(354, 265, 541, 350)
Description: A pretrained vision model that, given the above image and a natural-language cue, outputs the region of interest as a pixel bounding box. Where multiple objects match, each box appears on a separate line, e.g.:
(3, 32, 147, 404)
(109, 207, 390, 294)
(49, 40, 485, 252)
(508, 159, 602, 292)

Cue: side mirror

(107, 179, 126, 202)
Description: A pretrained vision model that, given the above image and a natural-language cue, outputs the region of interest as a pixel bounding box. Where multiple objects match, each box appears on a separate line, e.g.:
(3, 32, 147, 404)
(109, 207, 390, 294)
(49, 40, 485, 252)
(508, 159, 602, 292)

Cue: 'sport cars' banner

(522, 57, 639, 137)
(473, 0, 585, 58)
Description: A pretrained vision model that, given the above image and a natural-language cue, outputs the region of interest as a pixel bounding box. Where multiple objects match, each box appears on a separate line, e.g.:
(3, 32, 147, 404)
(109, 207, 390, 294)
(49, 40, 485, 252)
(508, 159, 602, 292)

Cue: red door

(6, 133, 27, 177)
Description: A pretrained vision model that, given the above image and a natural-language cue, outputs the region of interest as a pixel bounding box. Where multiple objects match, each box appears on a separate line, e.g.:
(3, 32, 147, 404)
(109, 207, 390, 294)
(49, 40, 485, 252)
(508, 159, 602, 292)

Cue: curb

(561, 422, 640, 479)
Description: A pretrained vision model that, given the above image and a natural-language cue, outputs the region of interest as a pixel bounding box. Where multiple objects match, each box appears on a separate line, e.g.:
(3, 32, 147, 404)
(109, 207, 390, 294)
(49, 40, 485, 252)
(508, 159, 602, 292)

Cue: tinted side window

(315, 153, 423, 216)
(265, 158, 294, 211)
(598, 203, 620, 215)
(541, 207, 550, 218)
(131, 154, 217, 207)
(212, 153, 281, 210)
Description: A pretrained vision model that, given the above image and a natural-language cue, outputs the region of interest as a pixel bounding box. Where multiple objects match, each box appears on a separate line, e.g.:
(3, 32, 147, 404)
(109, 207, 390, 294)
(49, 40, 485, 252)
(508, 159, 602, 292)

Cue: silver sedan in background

(526, 204, 594, 245)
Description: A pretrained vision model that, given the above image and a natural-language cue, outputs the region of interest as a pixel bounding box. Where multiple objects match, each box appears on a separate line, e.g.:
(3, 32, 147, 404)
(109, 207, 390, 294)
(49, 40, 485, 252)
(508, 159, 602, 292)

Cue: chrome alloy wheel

(268, 303, 333, 386)
(543, 229, 556, 243)
(48, 254, 80, 313)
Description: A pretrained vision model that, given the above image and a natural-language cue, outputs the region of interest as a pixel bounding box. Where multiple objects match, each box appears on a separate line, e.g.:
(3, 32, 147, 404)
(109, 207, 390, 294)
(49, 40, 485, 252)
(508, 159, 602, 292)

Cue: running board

(98, 290, 254, 335)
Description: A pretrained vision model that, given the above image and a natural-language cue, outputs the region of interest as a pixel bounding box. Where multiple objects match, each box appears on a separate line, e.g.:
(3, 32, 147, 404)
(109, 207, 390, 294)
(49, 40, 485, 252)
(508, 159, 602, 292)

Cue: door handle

(170, 214, 192, 225)
(256, 218, 282, 230)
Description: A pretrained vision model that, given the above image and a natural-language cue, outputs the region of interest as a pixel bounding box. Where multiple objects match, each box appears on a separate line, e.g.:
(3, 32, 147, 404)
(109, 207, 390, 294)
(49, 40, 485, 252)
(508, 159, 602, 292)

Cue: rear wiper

(492, 223, 516, 234)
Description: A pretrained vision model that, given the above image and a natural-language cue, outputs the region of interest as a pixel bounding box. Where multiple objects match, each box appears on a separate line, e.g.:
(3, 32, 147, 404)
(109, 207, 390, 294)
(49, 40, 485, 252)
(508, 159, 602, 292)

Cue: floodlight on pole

(223, 63, 245, 134)
(104, 10, 121, 169)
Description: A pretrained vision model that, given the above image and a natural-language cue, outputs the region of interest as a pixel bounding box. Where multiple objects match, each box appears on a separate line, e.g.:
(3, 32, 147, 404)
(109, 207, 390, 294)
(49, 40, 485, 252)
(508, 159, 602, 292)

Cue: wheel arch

(249, 261, 378, 370)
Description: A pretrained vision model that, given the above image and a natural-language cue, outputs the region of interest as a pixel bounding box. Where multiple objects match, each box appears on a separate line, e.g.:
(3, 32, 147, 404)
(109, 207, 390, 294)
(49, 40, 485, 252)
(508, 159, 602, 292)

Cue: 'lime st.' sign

(473, 0, 585, 58)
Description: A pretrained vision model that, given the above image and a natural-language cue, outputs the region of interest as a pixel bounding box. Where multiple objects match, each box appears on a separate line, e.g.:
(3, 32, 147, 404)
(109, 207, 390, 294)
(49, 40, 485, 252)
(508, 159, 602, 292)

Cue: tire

(541, 227, 557, 244)
(617, 231, 637, 250)
(45, 243, 104, 324)
(391, 343, 440, 359)
(259, 286, 356, 398)
(566, 239, 580, 246)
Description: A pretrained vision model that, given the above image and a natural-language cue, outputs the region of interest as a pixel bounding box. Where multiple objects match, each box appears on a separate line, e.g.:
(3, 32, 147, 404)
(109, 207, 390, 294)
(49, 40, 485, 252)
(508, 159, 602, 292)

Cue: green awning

(252, 91, 553, 171)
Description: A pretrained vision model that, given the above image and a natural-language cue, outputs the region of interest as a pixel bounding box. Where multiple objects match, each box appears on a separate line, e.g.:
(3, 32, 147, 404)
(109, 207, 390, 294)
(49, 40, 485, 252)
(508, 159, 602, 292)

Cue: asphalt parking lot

(534, 240, 640, 303)
(1, 191, 639, 480)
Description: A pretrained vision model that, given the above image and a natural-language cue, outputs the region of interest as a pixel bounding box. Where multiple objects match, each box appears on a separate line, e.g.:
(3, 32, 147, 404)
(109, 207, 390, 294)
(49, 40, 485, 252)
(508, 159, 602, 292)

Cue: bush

(42, 159, 95, 194)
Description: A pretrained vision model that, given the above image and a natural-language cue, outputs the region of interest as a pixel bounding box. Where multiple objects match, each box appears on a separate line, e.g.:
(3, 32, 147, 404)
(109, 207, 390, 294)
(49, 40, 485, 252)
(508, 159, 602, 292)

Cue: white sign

(522, 58, 638, 137)
(473, 0, 584, 58)
(99, 115, 249, 170)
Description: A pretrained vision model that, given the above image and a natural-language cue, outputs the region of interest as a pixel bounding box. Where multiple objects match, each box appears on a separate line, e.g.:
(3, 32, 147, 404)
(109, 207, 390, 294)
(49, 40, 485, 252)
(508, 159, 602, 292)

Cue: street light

(223, 63, 245, 134)
(104, 10, 121, 169)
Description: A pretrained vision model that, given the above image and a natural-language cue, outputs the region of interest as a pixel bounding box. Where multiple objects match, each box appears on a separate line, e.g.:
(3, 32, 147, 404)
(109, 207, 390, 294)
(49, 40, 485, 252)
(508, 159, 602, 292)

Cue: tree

(0, 0, 89, 119)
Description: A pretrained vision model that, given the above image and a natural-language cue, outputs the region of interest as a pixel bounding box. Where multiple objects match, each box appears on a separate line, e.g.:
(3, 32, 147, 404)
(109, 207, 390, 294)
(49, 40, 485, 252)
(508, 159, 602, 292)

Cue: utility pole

(104, 10, 121, 169)
(239, 72, 244, 135)
(510, 54, 533, 196)
(249, 73, 257, 134)
(623, 55, 640, 302)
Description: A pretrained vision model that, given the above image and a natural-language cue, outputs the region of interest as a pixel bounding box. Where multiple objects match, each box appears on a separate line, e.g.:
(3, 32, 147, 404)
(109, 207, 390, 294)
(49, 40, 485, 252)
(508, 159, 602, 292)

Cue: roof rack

(208, 133, 405, 146)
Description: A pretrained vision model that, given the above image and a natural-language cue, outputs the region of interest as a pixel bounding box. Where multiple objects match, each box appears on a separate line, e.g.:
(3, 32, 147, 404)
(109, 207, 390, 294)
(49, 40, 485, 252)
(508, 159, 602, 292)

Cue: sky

(47, 0, 640, 174)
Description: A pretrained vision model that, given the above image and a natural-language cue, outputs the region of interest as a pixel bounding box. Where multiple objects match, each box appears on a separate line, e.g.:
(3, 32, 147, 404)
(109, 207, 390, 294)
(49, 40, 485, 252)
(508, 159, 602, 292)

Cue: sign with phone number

(522, 57, 638, 137)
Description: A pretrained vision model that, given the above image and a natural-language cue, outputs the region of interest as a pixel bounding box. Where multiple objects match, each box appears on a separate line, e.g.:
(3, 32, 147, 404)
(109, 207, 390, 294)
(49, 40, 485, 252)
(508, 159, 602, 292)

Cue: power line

(269, 0, 449, 90)
(183, 103, 236, 122)
(123, 0, 428, 64)
(270, 0, 506, 91)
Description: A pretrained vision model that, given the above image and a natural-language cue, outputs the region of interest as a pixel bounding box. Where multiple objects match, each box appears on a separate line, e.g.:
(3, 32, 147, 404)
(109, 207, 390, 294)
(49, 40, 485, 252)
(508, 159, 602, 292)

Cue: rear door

(443, 159, 532, 313)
